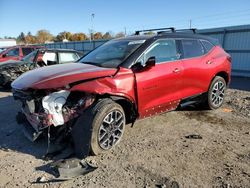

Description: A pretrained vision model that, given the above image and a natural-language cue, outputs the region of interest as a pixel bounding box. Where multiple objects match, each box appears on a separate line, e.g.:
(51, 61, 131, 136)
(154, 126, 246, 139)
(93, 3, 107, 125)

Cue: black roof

(157, 32, 218, 45)
(115, 32, 219, 45)
(113, 35, 153, 41)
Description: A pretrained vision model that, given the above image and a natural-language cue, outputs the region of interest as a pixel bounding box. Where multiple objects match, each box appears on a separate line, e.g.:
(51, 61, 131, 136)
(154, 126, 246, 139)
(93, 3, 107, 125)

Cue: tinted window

(142, 39, 178, 64)
(22, 48, 33, 56)
(80, 40, 145, 68)
(22, 50, 37, 63)
(59, 52, 79, 64)
(182, 39, 204, 58)
(201, 40, 214, 52)
(7, 48, 19, 56)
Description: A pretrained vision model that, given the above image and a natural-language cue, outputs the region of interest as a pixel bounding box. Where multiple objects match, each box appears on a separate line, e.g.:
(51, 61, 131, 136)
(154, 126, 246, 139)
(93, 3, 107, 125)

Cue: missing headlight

(42, 90, 70, 126)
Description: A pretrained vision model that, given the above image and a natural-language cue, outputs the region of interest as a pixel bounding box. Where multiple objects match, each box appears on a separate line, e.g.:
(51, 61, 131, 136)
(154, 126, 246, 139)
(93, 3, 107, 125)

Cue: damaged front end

(13, 88, 100, 179)
(13, 88, 95, 142)
(0, 64, 31, 86)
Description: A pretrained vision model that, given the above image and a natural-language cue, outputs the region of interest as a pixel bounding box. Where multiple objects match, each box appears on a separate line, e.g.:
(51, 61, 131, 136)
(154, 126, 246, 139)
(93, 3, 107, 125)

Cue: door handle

(206, 60, 213, 64)
(173, 68, 180, 73)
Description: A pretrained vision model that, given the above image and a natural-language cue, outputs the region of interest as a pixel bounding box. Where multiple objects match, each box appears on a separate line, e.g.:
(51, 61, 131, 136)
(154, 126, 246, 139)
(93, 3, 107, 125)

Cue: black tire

(91, 100, 125, 155)
(205, 76, 226, 110)
(72, 99, 126, 156)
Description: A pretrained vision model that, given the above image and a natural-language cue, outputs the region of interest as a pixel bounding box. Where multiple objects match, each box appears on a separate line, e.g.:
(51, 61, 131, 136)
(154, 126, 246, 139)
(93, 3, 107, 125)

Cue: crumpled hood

(11, 63, 117, 90)
(0, 60, 25, 68)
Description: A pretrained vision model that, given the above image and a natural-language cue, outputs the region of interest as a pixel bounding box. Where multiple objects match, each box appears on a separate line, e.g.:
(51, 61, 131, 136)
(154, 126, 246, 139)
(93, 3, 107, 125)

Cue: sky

(0, 0, 250, 38)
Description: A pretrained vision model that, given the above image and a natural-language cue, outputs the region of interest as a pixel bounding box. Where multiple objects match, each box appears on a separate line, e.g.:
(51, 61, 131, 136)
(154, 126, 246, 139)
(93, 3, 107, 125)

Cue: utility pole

(90, 13, 95, 42)
(189, 19, 192, 29)
(124, 27, 127, 36)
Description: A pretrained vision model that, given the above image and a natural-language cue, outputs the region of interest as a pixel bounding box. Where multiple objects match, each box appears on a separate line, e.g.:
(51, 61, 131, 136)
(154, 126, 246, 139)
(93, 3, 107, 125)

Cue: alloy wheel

(98, 110, 125, 150)
(211, 80, 225, 107)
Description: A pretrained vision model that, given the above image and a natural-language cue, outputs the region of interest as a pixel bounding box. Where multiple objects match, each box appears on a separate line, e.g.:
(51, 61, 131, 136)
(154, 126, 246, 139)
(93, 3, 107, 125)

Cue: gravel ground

(0, 89, 249, 188)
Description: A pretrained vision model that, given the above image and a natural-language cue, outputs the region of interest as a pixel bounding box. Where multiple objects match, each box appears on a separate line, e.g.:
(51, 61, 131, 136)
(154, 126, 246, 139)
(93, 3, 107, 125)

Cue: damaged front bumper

(13, 88, 95, 142)
(0, 72, 12, 86)
(13, 88, 99, 179)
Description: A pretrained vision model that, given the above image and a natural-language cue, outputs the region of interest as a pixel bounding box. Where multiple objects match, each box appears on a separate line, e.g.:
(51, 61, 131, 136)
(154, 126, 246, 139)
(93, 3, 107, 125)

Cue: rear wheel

(205, 76, 226, 110)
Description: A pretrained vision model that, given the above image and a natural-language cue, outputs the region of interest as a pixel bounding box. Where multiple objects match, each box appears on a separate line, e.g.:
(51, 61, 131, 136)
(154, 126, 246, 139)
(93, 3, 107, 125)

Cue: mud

(0, 89, 249, 187)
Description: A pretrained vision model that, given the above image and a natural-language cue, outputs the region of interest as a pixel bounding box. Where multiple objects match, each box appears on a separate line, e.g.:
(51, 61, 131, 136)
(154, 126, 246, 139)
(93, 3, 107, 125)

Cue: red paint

(0, 45, 43, 63)
(12, 45, 231, 120)
(11, 63, 117, 90)
(71, 67, 136, 103)
(180, 46, 231, 99)
(134, 59, 184, 117)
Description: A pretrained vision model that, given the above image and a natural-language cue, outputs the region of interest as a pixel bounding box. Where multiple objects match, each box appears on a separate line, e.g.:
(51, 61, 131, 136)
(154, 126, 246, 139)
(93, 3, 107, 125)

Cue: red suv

(12, 28, 231, 157)
(0, 45, 42, 63)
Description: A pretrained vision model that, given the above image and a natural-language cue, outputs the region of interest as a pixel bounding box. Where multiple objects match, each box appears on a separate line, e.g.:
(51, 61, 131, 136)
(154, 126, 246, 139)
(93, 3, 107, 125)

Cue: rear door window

(182, 39, 204, 58)
(58, 52, 79, 64)
(22, 48, 33, 56)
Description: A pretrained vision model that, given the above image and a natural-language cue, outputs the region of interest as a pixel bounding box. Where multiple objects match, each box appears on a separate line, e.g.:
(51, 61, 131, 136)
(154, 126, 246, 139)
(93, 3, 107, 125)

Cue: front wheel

(206, 76, 226, 110)
(72, 99, 126, 156)
(91, 101, 126, 155)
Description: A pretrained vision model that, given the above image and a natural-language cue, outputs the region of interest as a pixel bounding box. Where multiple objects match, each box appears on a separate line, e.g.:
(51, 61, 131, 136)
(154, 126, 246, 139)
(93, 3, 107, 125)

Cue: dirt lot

(0, 89, 249, 188)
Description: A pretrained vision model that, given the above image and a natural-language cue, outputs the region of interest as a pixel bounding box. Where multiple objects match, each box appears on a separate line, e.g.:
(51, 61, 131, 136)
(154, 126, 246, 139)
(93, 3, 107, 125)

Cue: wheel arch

(214, 71, 229, 85)
(98, 94, 138, 125)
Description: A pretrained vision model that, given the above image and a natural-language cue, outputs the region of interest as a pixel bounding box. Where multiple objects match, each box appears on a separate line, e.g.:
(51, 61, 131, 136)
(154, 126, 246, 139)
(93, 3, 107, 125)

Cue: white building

(0, 39, 16, 48)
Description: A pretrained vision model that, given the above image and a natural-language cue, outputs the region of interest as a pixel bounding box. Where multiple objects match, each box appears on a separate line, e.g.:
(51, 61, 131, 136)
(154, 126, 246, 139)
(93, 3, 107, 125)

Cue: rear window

(201, 40, 214, 52)
(182, 39, 204, 58)
(22, 48, 33, 56)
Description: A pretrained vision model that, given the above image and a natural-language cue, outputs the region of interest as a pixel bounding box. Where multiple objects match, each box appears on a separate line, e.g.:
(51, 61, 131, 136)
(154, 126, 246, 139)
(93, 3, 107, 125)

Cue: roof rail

(174, 28, 197, 33)
(135, 27, 197, 35)
(158, 28, 197, 35)
(135, 27, 175, 35)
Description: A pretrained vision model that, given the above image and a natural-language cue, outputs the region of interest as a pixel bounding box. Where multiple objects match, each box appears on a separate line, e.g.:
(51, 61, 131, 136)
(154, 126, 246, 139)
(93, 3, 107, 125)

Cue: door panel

(180, 39, 219, 99)
(134, 39, 183, 118)
(181, 57, 207, 98)
(135, 61, 183, 118)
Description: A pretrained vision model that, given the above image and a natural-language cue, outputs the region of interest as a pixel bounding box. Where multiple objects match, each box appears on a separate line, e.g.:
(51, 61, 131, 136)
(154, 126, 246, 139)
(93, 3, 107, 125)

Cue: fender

(70, 67, 137, 104)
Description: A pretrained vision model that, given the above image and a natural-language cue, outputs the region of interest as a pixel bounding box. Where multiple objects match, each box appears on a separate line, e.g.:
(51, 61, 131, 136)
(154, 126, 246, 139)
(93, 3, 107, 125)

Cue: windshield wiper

(81, 61, 95, 65)
(81, 62, 102, 67)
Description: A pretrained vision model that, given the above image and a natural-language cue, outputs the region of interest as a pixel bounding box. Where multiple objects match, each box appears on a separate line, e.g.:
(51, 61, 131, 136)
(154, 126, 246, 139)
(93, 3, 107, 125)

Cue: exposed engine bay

(13, 89, 95, 143)
(12, 88, 99, 179)
(0, 64, 32, 86)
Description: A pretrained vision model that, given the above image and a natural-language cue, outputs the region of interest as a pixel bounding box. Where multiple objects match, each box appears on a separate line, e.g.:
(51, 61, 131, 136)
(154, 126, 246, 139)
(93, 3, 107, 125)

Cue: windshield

(0, 48, 6, 53)
(79, 39, 145, 68)
(22, 50, 37, 63)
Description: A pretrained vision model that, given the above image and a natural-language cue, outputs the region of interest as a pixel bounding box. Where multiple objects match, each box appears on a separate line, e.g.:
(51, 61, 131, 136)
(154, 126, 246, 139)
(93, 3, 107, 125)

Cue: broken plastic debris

(222, 108, 233, 112)
(36, 176, 46, 183)
(50, 158, 97, 180)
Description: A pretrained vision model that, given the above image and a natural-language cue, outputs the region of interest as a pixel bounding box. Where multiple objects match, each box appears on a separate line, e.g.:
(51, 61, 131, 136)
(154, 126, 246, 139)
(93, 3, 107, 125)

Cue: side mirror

(145, 56, 156, 68)
(2, 54, 7, 58)
(47, 60, 57, 65)
(131, 56, 156, 72)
